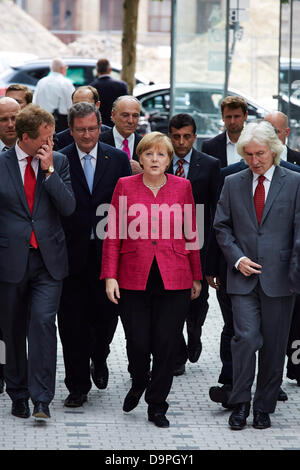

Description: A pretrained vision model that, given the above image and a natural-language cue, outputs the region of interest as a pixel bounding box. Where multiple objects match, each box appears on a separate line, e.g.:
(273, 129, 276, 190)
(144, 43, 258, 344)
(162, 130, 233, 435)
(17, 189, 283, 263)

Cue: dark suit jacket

(60, 141, 131, 275)
(0, 149, 75, 282)
(202, 131, 227, 168)
(287, 146, 300, 165)
(99, 129, 142, 162)
(89, 76, 129, 127)
(168, 148, 220, 271)
(53, 124, 111, 151)
(214, 165, 300, 297)
(206, 159, 300, 281)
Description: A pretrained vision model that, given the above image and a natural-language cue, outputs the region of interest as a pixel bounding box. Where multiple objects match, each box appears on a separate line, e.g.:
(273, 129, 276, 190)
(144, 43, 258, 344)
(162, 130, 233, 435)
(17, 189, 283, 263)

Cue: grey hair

(51, 58, 66, 72)
(237, 120, 284, 166)
(68, 102, 102, 128)
(112, 95, 141, 112)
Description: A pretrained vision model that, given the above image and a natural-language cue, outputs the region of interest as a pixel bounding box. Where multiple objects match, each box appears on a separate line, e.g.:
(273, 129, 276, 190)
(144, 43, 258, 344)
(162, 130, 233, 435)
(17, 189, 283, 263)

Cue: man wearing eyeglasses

(58, 102, 131, 408)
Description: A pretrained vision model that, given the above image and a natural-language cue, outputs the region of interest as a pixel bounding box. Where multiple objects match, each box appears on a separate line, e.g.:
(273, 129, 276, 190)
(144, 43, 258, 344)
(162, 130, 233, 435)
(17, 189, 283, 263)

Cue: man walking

(0, 104, 75, 421)
(214, 120, 300, 430)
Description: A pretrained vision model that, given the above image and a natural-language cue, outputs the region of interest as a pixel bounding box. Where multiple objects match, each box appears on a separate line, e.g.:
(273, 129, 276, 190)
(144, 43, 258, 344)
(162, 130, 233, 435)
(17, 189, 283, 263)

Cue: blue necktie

(83, 154, 94, 193)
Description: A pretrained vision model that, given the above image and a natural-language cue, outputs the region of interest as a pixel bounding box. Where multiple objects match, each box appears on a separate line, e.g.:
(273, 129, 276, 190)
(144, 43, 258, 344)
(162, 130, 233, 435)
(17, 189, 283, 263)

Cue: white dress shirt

(15, 141, 39, 183)
(33, 72, 75, 115)
(280, 145, 288, 162)
(113, 127, 135, 159)
(226, 132, 240, 165)
(75, 143, 98, 170)
(235, 165, 276, 269)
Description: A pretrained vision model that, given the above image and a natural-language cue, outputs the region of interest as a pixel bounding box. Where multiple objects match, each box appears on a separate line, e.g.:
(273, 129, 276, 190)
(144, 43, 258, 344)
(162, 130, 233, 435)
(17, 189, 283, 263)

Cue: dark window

(100, 0, 123, 30)
(148, 0, 171, 32)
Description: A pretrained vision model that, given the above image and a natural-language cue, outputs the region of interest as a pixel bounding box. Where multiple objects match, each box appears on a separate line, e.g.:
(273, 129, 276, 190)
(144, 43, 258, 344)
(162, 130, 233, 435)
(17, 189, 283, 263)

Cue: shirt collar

(15, 141, 38, 161)
(173, 148, 193, 165)
(226, 132, 237, 145)
(76, 142, 98, 161)
(113, 126, 135, 146)
(252, 164, 275, 182)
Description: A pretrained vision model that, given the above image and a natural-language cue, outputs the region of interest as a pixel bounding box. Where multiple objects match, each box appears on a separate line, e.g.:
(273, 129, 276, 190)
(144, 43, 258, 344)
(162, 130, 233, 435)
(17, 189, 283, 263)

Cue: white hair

(237, 121, 284, 166)
(51, 58, 66, 73)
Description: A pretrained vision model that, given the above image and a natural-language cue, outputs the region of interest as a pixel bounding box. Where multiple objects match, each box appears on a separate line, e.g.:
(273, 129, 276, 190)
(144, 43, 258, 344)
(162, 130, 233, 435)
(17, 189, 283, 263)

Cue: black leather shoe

(277, 387, 288, 401)
(0, 377, 4, 394)
(64, 393, 87, 408)
(32, 402, 50, 420)
(209, 384, 232, 408)
(148, 413, 169, 428)
(123, 388, 144, 412)
(91, 361, 109, 390)
(229, 402, 250, 430)
(188, 342, 202, 363)
(173, 364, 185, 376)
(11, 399, 30, 418)
(253, 410, 271, 429)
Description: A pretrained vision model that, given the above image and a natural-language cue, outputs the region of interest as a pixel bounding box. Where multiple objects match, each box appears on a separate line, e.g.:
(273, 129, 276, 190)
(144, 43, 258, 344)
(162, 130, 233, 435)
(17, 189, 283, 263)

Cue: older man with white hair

(214, 120, 300, 431)
(33, 58, 75, 132)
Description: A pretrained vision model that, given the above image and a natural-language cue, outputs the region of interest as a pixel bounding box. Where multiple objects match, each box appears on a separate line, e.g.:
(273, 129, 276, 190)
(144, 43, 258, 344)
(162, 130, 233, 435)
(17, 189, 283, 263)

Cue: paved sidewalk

(0, 289, 300, 451)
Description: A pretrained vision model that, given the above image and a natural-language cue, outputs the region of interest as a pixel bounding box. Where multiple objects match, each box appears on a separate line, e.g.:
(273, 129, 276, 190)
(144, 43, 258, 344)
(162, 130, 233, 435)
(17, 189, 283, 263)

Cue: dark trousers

(58, 241, 118, 394)
(216, 283, 234, 385)
(0, 248, 62, 404)
(120, 260, 190, 416)
(175, 278, 209, 366)
(229, 284, 294, 413)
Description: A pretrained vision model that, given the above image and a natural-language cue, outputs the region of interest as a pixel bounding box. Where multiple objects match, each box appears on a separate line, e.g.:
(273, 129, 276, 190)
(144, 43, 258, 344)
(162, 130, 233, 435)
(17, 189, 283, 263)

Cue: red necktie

(254, 175, 265, 225)
(122, 138, 131, 159)
(24, 157, 38, 249)
(175, 159, 185, 177)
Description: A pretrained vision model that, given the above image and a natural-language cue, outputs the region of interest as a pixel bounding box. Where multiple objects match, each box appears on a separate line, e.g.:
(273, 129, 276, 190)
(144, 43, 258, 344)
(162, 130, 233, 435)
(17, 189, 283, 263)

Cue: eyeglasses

(74, 126, 99, 135)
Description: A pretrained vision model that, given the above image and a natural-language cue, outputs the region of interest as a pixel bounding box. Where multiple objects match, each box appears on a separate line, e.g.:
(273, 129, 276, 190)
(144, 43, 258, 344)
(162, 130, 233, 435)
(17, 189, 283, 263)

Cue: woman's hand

(191, 280, 202, 300)
(105, 278, 120, 304)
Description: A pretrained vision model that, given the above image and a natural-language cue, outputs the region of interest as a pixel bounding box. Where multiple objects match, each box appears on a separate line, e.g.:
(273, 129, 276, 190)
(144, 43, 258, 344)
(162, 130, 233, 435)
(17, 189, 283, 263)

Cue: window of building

(100, 0, 123, 31)
(148, 0, 171, 32)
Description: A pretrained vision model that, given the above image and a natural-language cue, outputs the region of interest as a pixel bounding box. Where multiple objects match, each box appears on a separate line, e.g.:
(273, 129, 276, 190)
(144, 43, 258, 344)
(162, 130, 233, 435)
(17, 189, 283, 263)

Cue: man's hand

(36, 137, 54, 172)
(105, 278, 120, 304)
(206, 275, 221, 290)
(191, 280, 202, 300)
(238, 257, 262, 277)
(130, 159, 143, 175)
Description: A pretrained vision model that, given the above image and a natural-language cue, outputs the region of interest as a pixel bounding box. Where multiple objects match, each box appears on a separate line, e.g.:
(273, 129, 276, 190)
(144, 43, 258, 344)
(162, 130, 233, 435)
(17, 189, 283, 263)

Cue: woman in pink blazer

(101, 132, 202, 428)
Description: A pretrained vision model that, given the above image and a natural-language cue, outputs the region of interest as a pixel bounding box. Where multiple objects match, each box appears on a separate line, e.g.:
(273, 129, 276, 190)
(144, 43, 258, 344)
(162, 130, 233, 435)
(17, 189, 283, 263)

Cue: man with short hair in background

(5, 84, 33, 109)
(33, 58, 75, 133)
(54, 85, 110, 150)
(202, 95, 248, 167)
(100, 95, 143, 174)
(0, 96, 21, 394)
(90, 58, 129, 127)
(264, 110, 300, 165)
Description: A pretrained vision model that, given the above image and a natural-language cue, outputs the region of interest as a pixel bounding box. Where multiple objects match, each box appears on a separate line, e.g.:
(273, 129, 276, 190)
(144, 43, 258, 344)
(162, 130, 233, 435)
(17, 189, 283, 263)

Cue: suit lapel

(260, 166, 285, 226)
(67, 143, 91, 193)
(4, 149, 31, 217)
(93, 143, 110, 191)
(32, 162, 45, 215)
(240, 168, 258, 226)
(187, 149, 202, 181)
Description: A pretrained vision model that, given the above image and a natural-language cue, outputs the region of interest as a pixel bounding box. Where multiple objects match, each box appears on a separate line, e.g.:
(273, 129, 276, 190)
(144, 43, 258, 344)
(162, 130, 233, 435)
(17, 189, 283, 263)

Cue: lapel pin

(105, 155, 110, 159)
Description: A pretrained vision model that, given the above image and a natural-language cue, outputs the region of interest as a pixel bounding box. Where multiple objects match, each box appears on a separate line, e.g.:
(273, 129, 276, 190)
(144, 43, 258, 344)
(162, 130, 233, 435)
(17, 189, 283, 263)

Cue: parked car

(0, 57, 150, 96)
(134, 83, 270, 147)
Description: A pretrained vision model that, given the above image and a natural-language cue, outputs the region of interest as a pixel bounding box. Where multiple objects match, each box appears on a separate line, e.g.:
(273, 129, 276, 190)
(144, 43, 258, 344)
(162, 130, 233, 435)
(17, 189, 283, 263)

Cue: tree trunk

(121, 0, 139, 94)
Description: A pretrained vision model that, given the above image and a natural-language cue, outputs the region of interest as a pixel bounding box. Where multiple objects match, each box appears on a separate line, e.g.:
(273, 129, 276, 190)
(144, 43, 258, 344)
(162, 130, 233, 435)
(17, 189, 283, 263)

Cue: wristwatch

(43, 165, 55, 174)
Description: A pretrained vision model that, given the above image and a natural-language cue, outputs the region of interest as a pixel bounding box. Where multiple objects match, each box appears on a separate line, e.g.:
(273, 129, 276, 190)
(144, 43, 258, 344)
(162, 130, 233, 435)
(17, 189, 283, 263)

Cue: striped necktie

(175, 159, 185, 177)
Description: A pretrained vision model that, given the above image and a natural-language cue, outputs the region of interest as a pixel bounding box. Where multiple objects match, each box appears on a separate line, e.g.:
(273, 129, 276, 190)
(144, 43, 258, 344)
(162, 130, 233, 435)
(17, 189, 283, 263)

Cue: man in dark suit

(53, 85, 111, 150)
(214, 120, 300, 430)
(99, 95, 143, 175)
(168, 113, 220, 375)
(202, 96, 248, 167)
(58, 102, 131, 407)
(264, 111, 300, 165)
(207, 156, 300, 407)
(89, 58, 129, 127)
(0, 104, 75, 420)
